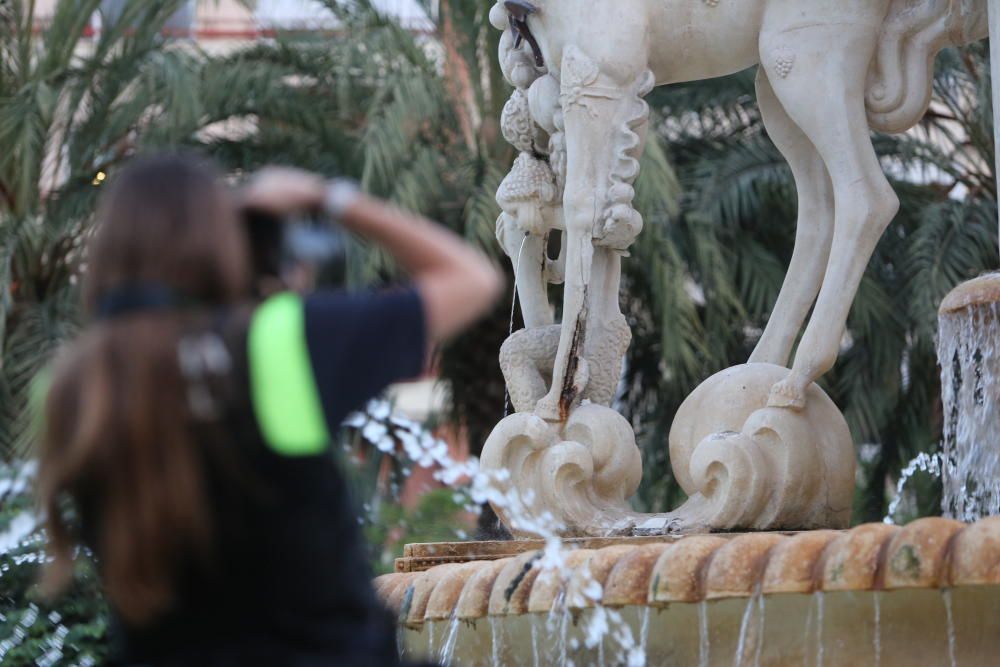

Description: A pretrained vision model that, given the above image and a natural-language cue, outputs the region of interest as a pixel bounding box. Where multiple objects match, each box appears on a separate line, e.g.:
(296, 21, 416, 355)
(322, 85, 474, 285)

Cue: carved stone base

(480, 404, 643, 538)
(659, 363, 856, 533)
(481, 364, 856, 539)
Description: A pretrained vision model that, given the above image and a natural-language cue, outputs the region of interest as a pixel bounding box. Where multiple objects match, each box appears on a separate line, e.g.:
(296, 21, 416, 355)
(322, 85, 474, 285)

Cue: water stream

(753, 594, 766, 667)
(698, 601, 710, 667)
(546, 591, 568, 666)
(884, 453, 942, 524)
(490, 616, 505, 666)
(873, 591, 882, 667)
(733, 592, 757, 666)
(943, 589, 958, 667)
(801, 596, 814, 667)
(938, 301, 1000, 521)
(439, 618, 460, 665)
(638, 607, 651, 664)
(531, 615, 540, 667)
(815, 592, 825, 667)
(397, 626, 407, 660)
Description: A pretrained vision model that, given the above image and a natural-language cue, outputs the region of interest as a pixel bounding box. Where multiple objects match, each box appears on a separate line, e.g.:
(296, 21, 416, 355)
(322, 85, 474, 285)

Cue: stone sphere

(668, 363, 852, 498)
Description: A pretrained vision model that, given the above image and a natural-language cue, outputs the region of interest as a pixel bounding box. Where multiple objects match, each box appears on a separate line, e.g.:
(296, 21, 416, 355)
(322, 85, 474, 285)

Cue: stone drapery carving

(482, 0, 989, 538)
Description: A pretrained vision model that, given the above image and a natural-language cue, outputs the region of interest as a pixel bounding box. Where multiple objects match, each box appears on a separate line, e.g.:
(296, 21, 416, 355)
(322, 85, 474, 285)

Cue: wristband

(323, 178, 362, 220)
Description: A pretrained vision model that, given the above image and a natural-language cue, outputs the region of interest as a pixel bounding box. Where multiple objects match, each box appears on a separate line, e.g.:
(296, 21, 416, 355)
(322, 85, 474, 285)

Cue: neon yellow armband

(248, 293, 330, 456)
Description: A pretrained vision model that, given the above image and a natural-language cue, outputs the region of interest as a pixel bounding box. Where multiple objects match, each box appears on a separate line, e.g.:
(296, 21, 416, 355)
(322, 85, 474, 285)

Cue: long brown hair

(37, 153, 251, 624)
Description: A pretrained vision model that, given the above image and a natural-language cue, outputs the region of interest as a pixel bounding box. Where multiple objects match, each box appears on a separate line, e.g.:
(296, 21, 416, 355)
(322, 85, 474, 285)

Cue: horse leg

(759, 22, 899, 409)
(748, 68, 835, 367)
(534, 46, 651, 421)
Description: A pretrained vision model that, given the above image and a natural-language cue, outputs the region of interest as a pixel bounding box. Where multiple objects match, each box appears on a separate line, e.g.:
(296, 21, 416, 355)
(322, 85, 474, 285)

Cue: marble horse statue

(481, 0, 989, 537)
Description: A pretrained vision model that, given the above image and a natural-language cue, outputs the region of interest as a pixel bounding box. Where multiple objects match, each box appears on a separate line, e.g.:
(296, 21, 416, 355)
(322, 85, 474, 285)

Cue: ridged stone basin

(376, 517, 1000, 666)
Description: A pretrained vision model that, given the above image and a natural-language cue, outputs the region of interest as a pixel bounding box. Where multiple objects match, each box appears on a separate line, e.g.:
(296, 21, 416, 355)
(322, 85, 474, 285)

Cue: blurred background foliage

(1, 0, 998, 661)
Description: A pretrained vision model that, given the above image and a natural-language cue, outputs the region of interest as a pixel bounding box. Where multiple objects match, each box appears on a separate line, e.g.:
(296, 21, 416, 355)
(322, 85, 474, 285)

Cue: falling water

(546, 592, 569, 666)
(559, 607, 570, 665)
(884, 453, 942, 524)
(439, 618, 461, 665)
(938, 301, 1000, 521)
(943, 589, 958, 667)
(733, 593, 757, 666)
(428, 622, 436, 657)
(490, 616, 505, 666)
(397, 626, 408, 660)
(801, 595, 814, 667)
(639, 607, 651, 662)
(815, 592, 825, 667)
(873, 592, 882, 667)
(531, 615, 541, 667)
(552, 606, 570, 666)
(753, 594, 766, 667)
(698, 601, 710, 667)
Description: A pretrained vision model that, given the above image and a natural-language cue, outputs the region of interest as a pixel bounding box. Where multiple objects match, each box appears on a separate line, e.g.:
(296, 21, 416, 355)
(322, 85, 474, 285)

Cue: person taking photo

(35, 153, 503, 666)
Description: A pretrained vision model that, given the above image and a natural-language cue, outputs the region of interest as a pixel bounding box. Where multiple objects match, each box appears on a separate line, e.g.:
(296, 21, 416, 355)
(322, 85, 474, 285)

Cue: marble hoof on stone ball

(665, 363, 855, 532)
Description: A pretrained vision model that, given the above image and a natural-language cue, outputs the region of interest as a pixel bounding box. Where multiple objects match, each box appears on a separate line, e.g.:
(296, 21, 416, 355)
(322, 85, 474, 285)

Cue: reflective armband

(248, 293, 330, 456)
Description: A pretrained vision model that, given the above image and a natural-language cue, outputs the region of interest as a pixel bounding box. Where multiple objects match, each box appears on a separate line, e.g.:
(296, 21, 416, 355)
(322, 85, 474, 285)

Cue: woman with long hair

(36, 153, 502, 666)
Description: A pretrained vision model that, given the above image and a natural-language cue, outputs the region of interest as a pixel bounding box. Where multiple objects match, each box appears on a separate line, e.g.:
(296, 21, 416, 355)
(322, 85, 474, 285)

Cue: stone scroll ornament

(481, 0, 989, 538)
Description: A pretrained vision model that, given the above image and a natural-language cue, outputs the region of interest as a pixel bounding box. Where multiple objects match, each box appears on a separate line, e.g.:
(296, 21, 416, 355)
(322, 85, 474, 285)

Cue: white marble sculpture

(481, 0, 990, 537)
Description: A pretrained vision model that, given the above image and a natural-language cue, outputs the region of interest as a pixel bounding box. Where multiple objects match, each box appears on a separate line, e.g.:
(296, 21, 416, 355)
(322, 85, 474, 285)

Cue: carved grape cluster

(501, 90, 539, 154)
(497, 153, 558, 205)
(774, 51, 795, 79)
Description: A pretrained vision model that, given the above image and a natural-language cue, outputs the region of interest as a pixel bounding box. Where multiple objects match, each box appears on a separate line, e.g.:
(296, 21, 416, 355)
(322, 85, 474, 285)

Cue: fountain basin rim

(377, 517, 1000, 625)
(939, 272, 1000, 314)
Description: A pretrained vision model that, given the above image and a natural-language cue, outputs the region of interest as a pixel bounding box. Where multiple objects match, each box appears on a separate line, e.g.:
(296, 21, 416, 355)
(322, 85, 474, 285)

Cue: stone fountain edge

(376, 517, 1000, 627)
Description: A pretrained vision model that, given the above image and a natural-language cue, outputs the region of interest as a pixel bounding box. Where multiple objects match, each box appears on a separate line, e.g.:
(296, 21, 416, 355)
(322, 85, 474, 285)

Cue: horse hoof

(534, 396, 562, 422)
(767, 376, 808, 410)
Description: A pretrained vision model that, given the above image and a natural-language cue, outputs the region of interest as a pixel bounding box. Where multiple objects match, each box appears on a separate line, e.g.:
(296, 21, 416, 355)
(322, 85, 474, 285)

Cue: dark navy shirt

(305, 289, 427, 428)
(110, 288, 426, 666)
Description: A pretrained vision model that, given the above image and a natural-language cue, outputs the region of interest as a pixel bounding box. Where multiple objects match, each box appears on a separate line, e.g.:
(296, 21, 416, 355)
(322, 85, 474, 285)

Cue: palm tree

(0, 0, 390, 459)
(0, 0, 207, 455)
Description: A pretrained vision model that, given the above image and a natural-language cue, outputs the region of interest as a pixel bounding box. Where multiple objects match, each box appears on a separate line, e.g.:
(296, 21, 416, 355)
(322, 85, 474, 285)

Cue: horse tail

(866, 0, 987, 134)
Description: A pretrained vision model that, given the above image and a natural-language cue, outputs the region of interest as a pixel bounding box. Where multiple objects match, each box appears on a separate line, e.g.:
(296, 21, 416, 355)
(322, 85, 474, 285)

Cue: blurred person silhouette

(35, 153, 503, 666)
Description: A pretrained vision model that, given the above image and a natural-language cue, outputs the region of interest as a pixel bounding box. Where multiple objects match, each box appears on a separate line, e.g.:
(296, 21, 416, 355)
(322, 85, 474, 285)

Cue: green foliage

(0, 0, 206, 457)
(0, 462, 109, 666)
(0, 0, 402, 458)
(365, 488, 469, 576)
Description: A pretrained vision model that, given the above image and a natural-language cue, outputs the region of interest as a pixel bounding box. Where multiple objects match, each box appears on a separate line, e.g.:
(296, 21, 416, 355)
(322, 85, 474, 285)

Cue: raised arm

(241, 168, 504, 343)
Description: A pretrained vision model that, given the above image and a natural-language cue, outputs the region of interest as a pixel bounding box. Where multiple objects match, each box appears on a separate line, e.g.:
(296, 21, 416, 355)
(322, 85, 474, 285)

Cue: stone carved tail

(867, 0, 988, 134)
